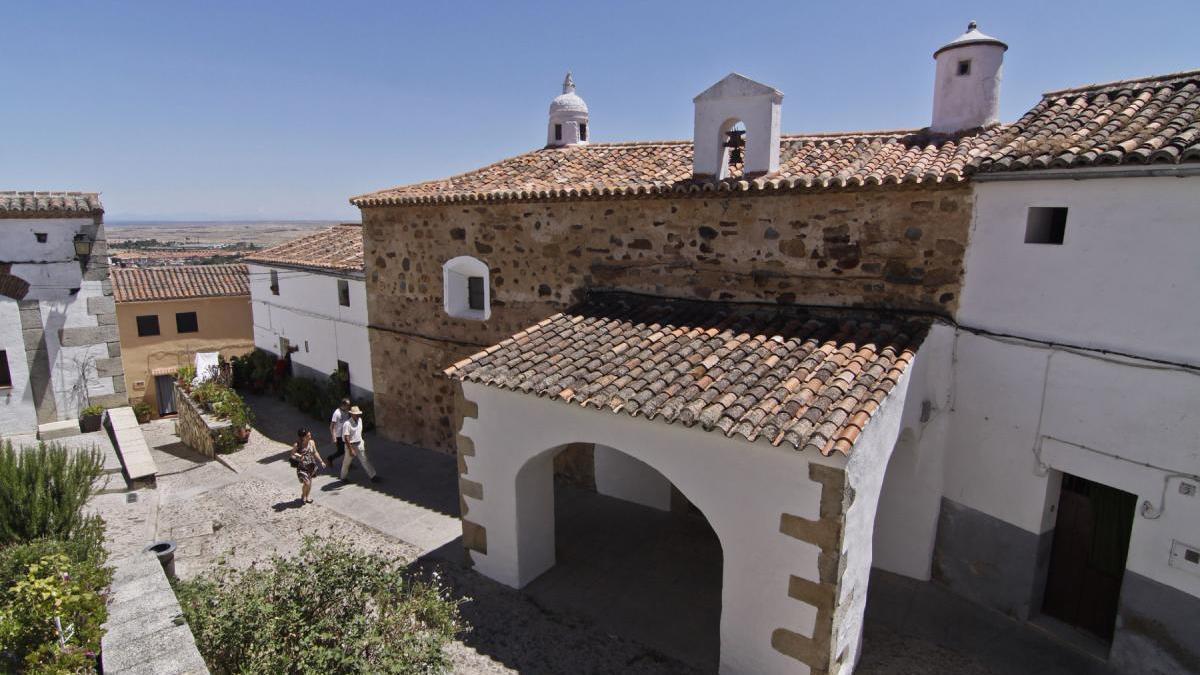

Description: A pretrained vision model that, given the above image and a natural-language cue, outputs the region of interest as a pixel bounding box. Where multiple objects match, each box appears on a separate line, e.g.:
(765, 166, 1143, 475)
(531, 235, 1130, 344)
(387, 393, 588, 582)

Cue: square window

(136, 315, 160, 337)
(270, 270, 280, 295)
(175, 311, 199, 333)
(338, 279, 350, 307)
(468, 276, 485, 311)
(1025, 207, 1068, 244)
(0, 350, 11, 387)
(34, 232, 47, 243)
(957, 59, 971, 76)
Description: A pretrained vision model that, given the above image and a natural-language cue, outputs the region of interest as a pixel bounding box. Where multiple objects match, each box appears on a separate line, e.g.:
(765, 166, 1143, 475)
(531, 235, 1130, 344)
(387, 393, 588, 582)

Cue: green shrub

(176, 364, 197, 389)
(0, 441, 103, 545)
(79, 404, 105, 419)
(176, 539, 462, 674)
(284, 372, 375, 431)
(132, 401, 153, 424)
(0, 485, 110, 673)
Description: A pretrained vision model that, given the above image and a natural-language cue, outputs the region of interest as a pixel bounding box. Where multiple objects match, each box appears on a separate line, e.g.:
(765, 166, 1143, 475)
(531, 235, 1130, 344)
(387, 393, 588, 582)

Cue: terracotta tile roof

(0, 191, 103, 215)
(112, 264, 249, 303)
(445, 292, 928, 456)
(242, 224, 364, 274)
(352, 130, 987, 206)
(974, 69, 1200, 173)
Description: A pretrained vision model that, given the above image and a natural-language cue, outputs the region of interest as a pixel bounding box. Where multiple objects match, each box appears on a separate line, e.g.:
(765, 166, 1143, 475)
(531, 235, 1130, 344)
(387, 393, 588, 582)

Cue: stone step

(104, 407, 157, 483)
(37, 419, 81, 440)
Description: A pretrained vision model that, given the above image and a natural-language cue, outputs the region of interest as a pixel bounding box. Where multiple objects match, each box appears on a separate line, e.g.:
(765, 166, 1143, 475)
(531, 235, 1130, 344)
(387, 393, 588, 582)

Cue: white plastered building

(244, 224, 373, 398)
(0, 192, 126, 435)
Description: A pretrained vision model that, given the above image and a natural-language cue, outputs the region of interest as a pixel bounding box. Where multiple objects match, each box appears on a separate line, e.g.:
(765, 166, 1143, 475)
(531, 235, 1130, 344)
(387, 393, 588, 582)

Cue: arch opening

(515, 441, 724, 672)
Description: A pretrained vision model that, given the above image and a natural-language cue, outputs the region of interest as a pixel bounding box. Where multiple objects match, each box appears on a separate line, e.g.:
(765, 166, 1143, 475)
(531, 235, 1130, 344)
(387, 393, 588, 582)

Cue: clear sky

(3, 1, 1196, 221)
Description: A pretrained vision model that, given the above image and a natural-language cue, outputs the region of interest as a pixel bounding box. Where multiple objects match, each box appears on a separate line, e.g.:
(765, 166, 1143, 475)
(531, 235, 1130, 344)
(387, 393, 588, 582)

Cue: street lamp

(73, 233, 93, 259)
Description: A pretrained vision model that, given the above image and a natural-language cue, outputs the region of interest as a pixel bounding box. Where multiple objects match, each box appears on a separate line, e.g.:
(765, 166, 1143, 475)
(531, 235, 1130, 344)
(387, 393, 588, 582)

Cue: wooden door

(1041, 473, 1136, 641)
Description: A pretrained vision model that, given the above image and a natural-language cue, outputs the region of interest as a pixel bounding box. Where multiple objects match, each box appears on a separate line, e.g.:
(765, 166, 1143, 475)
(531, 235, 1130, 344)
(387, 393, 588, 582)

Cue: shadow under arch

(514, 440, 725, 672)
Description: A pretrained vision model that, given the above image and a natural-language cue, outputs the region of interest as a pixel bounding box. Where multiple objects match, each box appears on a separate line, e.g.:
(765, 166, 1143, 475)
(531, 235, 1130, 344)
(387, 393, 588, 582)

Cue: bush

(132, 401, 153, 424)
(284, 372, 375, 431)
(0, 441, 104, 545)
(176, 539, 462, 674)
(0, 479, 110, 673)
(176, 364, 197, 390)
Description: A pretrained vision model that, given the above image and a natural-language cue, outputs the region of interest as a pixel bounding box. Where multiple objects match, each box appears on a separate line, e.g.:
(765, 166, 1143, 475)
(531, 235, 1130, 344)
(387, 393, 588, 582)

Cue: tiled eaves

(0, 191, 103, 215)
(445, 292, 928, 457)
(972, 69, 1200, 173)
(243, 224, 365, 274)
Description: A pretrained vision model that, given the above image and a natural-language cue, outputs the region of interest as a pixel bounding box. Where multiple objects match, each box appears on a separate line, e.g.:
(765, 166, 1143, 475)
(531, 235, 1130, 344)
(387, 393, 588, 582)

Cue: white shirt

(342, 417, 363, 445)
(331, 407, 347, 427)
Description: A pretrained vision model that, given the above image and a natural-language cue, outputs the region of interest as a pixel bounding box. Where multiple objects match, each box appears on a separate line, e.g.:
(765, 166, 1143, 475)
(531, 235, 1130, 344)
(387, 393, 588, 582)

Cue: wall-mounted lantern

(73, 233, 94, 259)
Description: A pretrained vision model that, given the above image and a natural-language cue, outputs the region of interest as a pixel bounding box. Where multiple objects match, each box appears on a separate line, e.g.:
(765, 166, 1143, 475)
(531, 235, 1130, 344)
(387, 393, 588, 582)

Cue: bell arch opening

(513, 441, 724, 672)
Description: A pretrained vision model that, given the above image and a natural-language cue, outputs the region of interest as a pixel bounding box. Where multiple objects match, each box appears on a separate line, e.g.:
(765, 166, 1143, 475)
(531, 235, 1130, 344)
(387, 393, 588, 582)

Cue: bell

(724, 129, 746, 165)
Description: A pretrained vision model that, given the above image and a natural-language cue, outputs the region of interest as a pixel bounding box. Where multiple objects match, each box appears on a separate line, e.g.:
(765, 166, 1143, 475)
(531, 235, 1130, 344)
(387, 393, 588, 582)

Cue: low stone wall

(173, 383, 231, 459)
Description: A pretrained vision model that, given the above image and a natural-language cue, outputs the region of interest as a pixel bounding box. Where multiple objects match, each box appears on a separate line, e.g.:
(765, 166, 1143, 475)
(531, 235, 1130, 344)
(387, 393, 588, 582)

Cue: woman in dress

(290, 427, 325, 504)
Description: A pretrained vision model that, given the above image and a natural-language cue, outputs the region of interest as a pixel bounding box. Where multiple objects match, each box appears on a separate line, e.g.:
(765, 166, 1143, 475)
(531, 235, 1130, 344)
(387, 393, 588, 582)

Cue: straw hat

(349, 406, 363, 415)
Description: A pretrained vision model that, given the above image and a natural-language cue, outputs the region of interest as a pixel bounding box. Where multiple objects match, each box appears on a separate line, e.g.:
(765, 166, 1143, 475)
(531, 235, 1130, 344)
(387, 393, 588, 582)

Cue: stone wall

(362, 185, 972, 452)
(173, 383, 230, 459)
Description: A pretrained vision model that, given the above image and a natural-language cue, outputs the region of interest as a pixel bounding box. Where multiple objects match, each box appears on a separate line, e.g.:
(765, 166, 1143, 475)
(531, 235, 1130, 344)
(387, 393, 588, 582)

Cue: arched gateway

(446, 292, 927, 674)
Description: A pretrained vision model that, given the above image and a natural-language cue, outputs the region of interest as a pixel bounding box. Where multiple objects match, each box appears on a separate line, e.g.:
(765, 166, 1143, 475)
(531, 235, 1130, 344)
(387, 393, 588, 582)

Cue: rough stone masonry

(361, 184, 971, 453)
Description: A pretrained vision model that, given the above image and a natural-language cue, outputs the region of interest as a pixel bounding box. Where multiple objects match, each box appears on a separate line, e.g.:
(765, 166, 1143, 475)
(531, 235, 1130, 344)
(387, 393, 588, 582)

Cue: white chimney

(931, 22, 1007, 134)
(692, 73, 783, 179)
(547, 72, 589, 147)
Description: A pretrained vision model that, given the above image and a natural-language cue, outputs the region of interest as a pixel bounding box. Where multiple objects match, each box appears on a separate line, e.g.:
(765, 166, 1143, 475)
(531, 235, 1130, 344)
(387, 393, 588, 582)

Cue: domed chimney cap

(933, 21, 1008, 57)
(549, 71, 588, 115)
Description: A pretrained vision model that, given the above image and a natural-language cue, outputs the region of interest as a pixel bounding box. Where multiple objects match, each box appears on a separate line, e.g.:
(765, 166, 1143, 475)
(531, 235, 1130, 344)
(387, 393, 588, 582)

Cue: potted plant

(132, 401, 153, 424)
(226, 393, 255, 443)
(79, 404, 105, 433)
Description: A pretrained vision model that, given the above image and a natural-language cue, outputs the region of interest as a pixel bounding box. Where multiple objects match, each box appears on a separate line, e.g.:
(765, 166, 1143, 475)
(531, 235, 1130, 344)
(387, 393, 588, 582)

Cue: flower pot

(234, 426, 252, 443)
(79, 413, 102, 433)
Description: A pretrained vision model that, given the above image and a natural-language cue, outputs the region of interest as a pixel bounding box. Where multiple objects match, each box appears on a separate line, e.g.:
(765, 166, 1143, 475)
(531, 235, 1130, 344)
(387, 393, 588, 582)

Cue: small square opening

(136, 315, 160, 337)
(34, 232, 47, 243)
(270, 269, 280, 295)
(1025, 207, 1068, 244)
(579, 123, 587, 141)
(175, 311, 199, 334)
(337, 279, 350, 307)
(957, 59, 971, 76)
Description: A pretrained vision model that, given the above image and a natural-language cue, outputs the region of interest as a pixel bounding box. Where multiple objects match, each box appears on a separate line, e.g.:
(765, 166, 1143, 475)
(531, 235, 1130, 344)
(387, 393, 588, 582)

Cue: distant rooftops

(352, 68, 1200, 207)
(243, 224, 364, 275)
(0, 191, 103, 216)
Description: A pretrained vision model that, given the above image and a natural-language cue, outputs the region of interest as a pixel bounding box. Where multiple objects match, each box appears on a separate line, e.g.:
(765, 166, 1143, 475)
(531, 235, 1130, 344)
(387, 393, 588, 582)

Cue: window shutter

(468, 276, 485, 311)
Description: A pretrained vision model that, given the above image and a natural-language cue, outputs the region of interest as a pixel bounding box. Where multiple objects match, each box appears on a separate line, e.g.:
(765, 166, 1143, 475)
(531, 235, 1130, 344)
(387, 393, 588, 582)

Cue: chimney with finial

(547, 72, 589, 147)
(931, 21, 1007, 134)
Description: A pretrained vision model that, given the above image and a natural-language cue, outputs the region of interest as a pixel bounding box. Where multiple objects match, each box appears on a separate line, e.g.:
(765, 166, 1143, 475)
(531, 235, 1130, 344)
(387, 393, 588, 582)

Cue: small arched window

(443, 255, 490, 320)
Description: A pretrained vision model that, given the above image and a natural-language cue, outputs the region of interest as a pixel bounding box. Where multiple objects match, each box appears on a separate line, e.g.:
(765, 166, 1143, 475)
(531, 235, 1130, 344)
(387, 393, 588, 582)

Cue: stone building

(243, 224, 372, 397)
(352, 24, 1199, 675)
(0, 191, 126, 436)
(111, 264, 253, 417)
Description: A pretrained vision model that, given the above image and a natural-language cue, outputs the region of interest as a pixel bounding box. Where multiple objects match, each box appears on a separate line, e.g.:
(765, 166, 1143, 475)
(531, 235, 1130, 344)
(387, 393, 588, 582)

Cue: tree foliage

(176, 539, 462, 674)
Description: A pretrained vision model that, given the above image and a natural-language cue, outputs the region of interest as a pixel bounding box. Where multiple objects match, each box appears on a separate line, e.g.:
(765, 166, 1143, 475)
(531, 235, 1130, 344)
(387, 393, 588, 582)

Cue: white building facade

(0, 192, 126, 435)
(245, 224, 373, 398)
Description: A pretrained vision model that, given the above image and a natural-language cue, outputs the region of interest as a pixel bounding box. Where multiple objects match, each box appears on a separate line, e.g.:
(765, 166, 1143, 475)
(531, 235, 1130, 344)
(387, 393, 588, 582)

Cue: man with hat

(339, 405, 379, 483)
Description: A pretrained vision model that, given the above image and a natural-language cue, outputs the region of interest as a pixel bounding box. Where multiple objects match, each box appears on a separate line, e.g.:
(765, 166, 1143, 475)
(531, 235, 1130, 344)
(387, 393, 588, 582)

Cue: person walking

(290, 428, 325, 504)
(340, 406, 379, 483)
(325, 398, 351, 469)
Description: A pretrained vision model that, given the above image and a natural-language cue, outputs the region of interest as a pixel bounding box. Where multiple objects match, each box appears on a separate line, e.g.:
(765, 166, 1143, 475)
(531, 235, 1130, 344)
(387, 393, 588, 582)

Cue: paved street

(76, 395, 1117, 674)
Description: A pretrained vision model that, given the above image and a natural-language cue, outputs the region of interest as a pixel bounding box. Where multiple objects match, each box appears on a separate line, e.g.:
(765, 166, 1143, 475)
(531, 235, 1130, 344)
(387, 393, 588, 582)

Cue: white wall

(950, 175, 1200, 599)
(872, 323, 956, 581)
(248, 263, 373, 394)
(2, 217, 88, 300)
(931, 41, 1004, 134)
(40, 279, 116, 419)
(961, 176, 1200, 365)
(594, 443, 672, 511)
(0, 299, 36, 432)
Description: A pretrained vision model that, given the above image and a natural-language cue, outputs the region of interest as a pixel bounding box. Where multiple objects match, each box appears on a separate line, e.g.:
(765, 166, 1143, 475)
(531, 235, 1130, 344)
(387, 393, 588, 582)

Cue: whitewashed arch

(443, 255, 490, 321)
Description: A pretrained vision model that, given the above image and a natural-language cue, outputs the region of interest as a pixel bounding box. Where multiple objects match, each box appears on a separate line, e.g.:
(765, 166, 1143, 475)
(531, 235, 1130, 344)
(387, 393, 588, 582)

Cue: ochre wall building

(112, 264, 253, 417)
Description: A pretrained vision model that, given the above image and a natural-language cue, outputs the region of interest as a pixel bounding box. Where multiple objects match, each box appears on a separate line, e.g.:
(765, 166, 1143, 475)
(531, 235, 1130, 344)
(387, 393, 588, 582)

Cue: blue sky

(2, 1, 1196, 221)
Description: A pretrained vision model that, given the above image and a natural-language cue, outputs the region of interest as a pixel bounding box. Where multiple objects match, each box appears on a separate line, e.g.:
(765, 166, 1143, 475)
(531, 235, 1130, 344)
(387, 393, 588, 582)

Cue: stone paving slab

(106, 407, 156, 480)
(101, 552, 208, 675)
